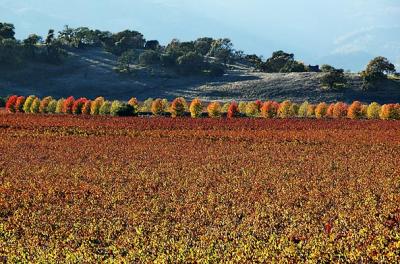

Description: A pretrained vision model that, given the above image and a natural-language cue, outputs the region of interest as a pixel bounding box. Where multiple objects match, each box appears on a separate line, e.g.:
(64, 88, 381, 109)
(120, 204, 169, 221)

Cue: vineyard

(3, 95, 400, 120)
(0, 112, 399, 262)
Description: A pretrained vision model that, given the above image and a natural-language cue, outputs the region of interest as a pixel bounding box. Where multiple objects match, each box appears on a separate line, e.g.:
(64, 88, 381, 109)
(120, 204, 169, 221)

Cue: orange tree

(333, 102, 348, 118)
(261, 101, 279, 118)
(207, 101, 222, 118)
(170, 97, 187, 117)
(190, 98, 203, 118)
(347, 101, 363, 119)
(151, 99, 165, 116)
(315, 102, 328, 119)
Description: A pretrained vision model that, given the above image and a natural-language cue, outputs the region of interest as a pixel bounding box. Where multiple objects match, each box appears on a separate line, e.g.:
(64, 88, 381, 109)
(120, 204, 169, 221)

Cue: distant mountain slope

(1, 48, 399, 103)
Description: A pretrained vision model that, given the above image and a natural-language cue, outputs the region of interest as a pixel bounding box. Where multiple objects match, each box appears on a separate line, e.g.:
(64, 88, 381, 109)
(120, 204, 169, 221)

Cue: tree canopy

(361, 57, 396, 90)
(0, 22, 15, 40)
(320, 66, 347, 90)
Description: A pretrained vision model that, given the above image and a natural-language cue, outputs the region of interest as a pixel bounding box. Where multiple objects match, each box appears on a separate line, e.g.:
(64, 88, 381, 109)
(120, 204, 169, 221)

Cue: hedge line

(4, 95, 400, 120)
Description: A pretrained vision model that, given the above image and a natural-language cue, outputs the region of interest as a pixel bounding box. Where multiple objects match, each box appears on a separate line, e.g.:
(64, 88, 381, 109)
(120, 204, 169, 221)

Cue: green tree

(0, 38, 22, 66)
(245, 54, 263, 69)
(106, 30, 146, 55)
(194, 37, 213, 56)
(23, 34, 42, 58)
(320, 69, 347, 90)
(176, 52, 204, 75)
(44, 29, 66, 64)
(261, 51, 294, 72)
(208, 38, 233, 65)
(139, 50, 160, 65)
(361, 56, 396, 90)
(73, 27, 101, 48)
(0, 22, 15, 40)
(117, 50, 137, 73)
(280, 60, 307, 73)
(166, 39, 195, 54)
(320, 64, 335, 73)
(145, 40, 160, 51)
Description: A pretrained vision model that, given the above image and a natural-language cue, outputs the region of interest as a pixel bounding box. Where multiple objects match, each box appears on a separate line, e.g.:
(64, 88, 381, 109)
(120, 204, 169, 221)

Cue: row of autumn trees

(4, 95, 400, 120)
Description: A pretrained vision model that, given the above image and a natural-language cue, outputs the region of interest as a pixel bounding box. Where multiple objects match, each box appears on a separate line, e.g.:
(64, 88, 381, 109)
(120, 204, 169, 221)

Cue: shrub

(245, 102, 260, 117)
(298, 101, 309, 118)
(151, 99, 165, 116)
(15, 96, 26, 113)
(207, 101, 221, 118)
(39, 96, 53, 113)
(30, 98, 41, 113)
(326, 103, 335, 118)
(47, 100, 58, 114)
(261, 101, 279, 118)
(56, 98, 65, 114)
(367, 102, 381, 119)
(190, 98, 203, 118)
(23, 96, 36, 113)
(140, 98, 154, 112)
(332, 102, 348, 118)
(380, 104, 400, 120)
(278, 100, 293, 118)
(315, 102, 328, 119)
(347, 101, 363, 119)
(238, 102, 247, 114)
(5, 95, 18, 113)
(128, 97, 139, 115)
(306, 104, 316, 118)
(227, 101, 240, 118)
(99, 101, 112, 115)
(72, 98, 88, 115)
(63, 96, 75, 114)
(170, 97, 187, 117)
(91, 97, 105, 115)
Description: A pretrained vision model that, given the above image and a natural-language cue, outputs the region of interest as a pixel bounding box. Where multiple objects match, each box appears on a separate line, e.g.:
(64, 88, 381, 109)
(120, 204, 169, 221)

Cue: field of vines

(1, 111, 400, 262)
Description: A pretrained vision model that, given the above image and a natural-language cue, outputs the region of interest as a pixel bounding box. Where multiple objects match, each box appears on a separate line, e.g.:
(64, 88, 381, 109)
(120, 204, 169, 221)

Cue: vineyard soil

(1, 113, 400, 262)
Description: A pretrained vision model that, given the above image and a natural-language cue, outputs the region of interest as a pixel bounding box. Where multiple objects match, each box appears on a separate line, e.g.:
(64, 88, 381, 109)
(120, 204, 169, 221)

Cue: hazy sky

(1, 0, 399, 71)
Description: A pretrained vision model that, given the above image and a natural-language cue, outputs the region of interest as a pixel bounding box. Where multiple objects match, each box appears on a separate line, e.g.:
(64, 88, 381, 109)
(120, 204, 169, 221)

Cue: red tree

(15, 96, 26, 113)
(227, 101, 239, 118)
(63, 96, 75, 114)
(72, 98, 88, 115)
(5, 95, 18, 113)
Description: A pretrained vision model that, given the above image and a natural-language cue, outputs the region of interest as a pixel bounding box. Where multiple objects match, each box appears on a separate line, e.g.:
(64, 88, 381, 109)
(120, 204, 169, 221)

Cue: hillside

(1, 48, 399, 103)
